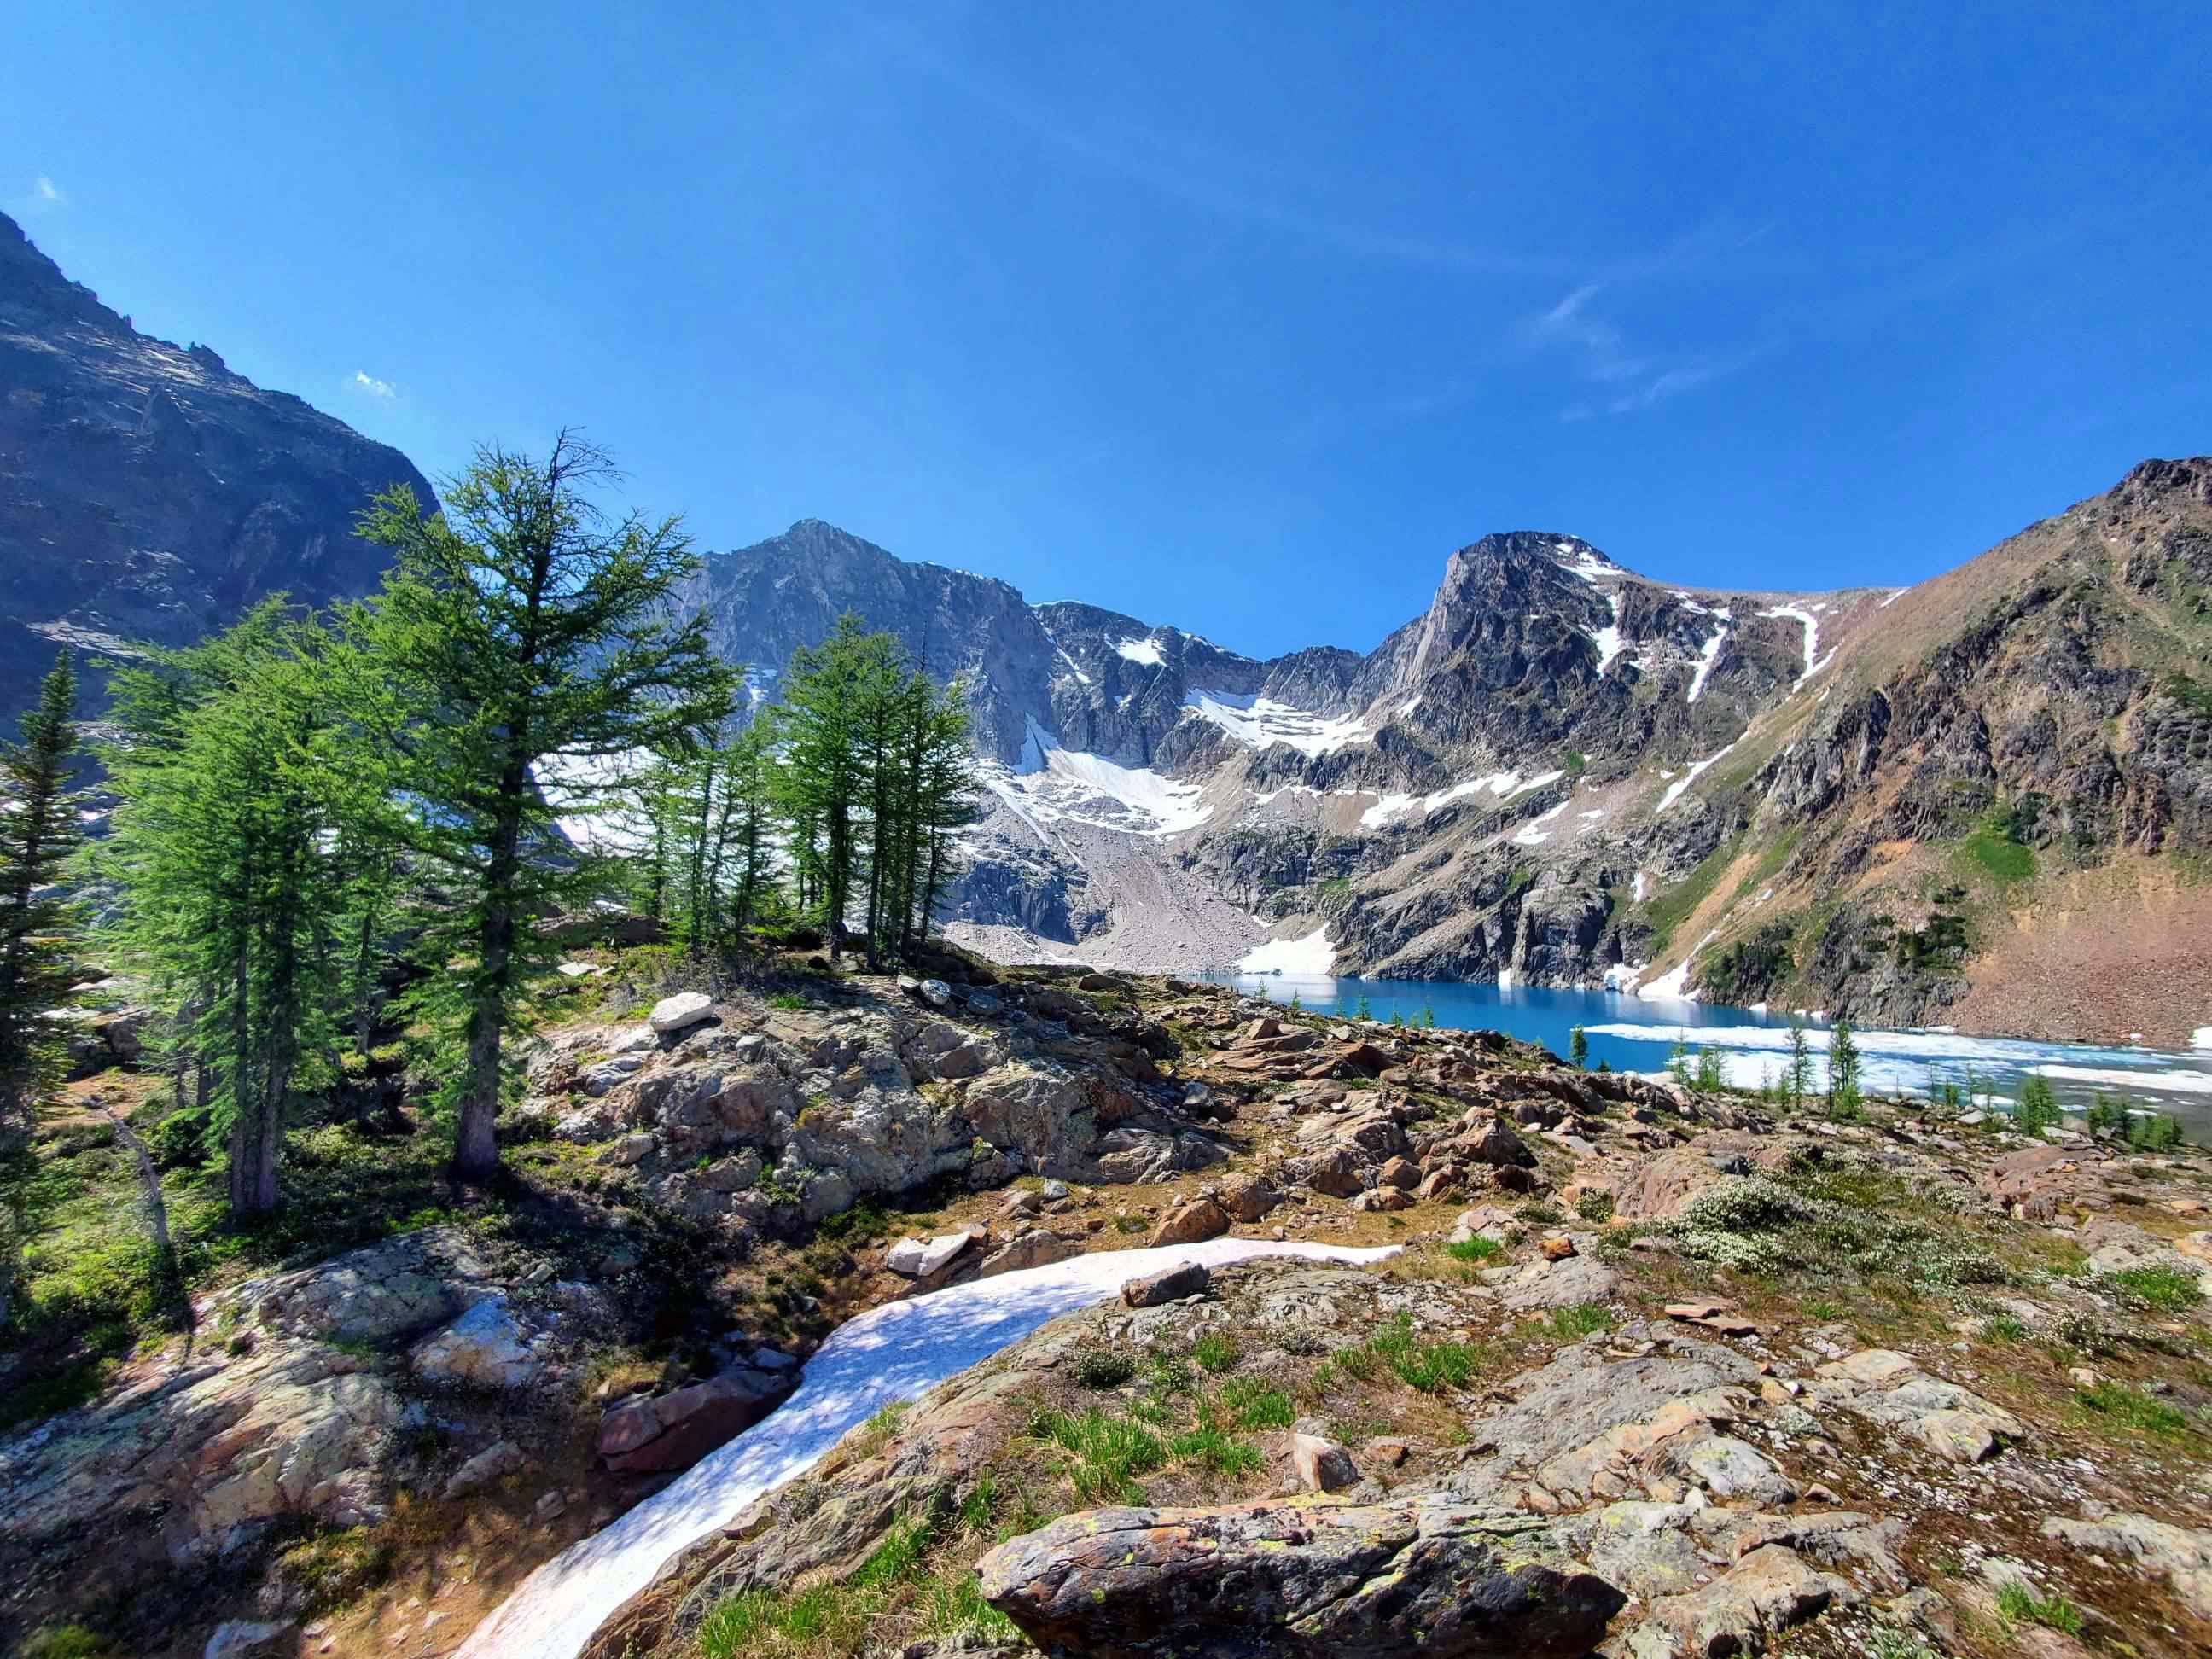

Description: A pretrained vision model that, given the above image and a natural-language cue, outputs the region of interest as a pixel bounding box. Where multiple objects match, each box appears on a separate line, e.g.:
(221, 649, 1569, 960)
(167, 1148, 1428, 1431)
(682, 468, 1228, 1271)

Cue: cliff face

(0, 211, 437, 716)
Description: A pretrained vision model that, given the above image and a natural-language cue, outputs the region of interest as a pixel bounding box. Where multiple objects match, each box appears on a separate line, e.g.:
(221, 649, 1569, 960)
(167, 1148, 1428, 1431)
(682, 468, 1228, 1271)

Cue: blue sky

(8, 2, 2208, 659)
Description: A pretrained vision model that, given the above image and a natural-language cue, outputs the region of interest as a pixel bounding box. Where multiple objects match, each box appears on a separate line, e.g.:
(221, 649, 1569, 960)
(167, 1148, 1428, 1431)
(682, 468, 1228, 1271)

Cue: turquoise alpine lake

(1220, 971, 2212, 1140)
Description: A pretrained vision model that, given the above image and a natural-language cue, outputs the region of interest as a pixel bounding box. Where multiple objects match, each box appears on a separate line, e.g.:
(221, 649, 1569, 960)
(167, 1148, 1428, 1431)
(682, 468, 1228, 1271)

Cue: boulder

(1220, 1172, 1282, 1223)
(1460, 1119, 1535, 1167)
(1637, 1544, 1844, 1658)
(1121, 1260, 1211, 1308)
(1351, 1186, 1413, 1213)
(2040, 1511, 2212, 1620)
(444, 1438, 524, 1499)
(978, 1498, 1626, 1659)
(1147, 1198, 1230, 1248)
(979, 1229, 1082, 1278)
(410, 1299, 544, 1389)
(1377, 1155, 1420, 1191)
(884, 1232, 977, 1279)
(1304, 1145, 1364, 1198)
(597, 1364, 796, 1475)
(648, 992, 716, 1035)
(1289, 1432, 1361, 1492)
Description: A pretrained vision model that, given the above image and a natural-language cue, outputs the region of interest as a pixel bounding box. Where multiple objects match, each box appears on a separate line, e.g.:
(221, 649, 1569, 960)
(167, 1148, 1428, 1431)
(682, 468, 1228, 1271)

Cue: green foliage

(1698, 920, 1797, 1007)
(99, 606, 374, 1220)
(357, 434, 735, 1178)
(1446, 1236, 1504, 1263)
(768, 613, 979, 969)
(1166, 1421, 1262, 1476)
(1353, 1312, 1482, 1393)
(2102, 1266, 2203, 1314)
(1074, 1349, 1138, 1389)
(1827, 1020, 1861, 1115)
(2073, 1380, 2189, 1437)
(1994, 1580, 2083, 1636)
(1192, 1330, 1241, 1373)
(1214, 1376, 1294, 1429)
(1575, 1187, 1616, 1223)
(1353, 995, 1371, 1021)
(2128, 1110, 2183, 1150)
(1568, 1025, 1587, 1068)
(1782, 1015, 1813, 1107)
(18, 1627, 116, 1659)
(2013, 1075, 2061, 1137)
(1030, 1406, 1168, 1501)
(1959, 821, 2036, 882)
(1693, 1047, 1724, 1094)
(1545, 1303, 1615, 1340)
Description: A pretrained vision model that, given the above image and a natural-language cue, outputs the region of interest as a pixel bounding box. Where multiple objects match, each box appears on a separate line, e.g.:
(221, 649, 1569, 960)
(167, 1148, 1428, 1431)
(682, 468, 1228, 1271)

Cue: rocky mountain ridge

(684, 462, 2212, 1044)
(0, 210, 436, 718)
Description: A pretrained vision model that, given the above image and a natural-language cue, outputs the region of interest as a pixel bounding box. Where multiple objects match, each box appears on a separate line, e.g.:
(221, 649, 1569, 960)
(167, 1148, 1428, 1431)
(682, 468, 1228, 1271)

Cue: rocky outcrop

(0, 1227, 605, 1614)
(0, 211, 438, 719)
(977, 1499, 1626, 1659)
(543, 982, 1226, 1240)
(596, 1363, 797, 1476)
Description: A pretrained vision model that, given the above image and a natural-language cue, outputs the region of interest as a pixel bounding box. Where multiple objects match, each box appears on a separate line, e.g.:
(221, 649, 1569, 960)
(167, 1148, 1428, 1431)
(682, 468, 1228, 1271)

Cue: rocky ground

(8, 947, 2212, 1659)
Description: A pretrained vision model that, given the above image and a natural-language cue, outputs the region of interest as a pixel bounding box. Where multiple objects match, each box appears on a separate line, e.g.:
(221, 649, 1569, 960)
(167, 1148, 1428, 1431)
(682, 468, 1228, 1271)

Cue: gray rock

(410, 1299, 544, 1389)
(444, 1438, 524, 1498)
(649, 992, 716, 1035)
(1122, 1260, 1210, 1307)
(885, 1232, 976, 1279)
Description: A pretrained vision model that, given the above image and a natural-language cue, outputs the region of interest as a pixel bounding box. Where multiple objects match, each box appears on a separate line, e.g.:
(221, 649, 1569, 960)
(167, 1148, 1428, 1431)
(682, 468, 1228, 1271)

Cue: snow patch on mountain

(1761, 605, 1822, 681)
(1183, 690, 1370, 757)
(1656, 742, 1738, 813)
(1685, 621, 1729, 704)
(1114, 637, 1166, 667)
(1239, 927, 1336, 974)
(1360, 767, 1564, 830)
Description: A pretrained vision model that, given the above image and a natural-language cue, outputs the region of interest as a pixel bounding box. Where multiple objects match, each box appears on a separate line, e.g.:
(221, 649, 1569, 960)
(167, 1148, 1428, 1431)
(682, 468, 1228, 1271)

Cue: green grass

(1192, 1330, 1241, 1373)
(1959, 825, 2035, 882)
(20, 1627, 118, 1659)
(1359, 1313, 1484, 1393)
(1030, 1406, 1168, 1502)
(1445, 1236, 1504, 1264)
(853, 1400, 910, 1457)
(2073, 1381, 2189, 1437)
(1995, 1580, 2083, 1636)
(1985, 1314, 2028, 1343)
(1543, 1303, 1615, 1340)
(2104, 1266, 2203, 1314)
(1167, 1421, 1264, 1476)
(765, 991, 810, 1011)
(1214, 1377, 1295, 1429)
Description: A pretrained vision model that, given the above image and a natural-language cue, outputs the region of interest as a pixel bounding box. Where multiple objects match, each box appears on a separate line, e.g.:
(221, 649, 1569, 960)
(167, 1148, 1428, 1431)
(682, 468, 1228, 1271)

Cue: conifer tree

(0, 653, 81, 1117)
(1828, 1018, 1862, 1115)
(102, 608, 358, 1219)
(358, 434, 731, 1180)
(1784, 1014, 1813, 1107)
(0, 653, 80, 1320)
(1568, 1025, 1588, 1069)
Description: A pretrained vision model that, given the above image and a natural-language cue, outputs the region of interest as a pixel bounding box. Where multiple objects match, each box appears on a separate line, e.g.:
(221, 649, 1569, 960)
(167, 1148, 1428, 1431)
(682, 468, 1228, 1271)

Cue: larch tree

(358, 434, 731, 1181)
(0, 652, 81, 1322)
(101, 608, 357, 1220)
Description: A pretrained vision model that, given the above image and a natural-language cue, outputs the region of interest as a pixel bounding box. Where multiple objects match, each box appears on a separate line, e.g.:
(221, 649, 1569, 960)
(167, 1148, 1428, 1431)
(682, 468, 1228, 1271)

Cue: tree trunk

(457, 786, 523, 1181)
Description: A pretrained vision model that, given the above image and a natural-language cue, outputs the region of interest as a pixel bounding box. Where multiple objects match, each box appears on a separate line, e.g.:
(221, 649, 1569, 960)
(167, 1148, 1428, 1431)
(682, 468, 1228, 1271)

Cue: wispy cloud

(12, 175, 67, 214)
(1527, 281, 1746, 420)
(351, 370, 395, 399)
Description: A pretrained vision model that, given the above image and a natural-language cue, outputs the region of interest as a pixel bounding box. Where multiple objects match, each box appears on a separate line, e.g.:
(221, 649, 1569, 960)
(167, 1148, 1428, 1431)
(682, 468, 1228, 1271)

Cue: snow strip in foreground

(1240, 927, 1336, 975)
(456, 1238, 1399, 1659)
